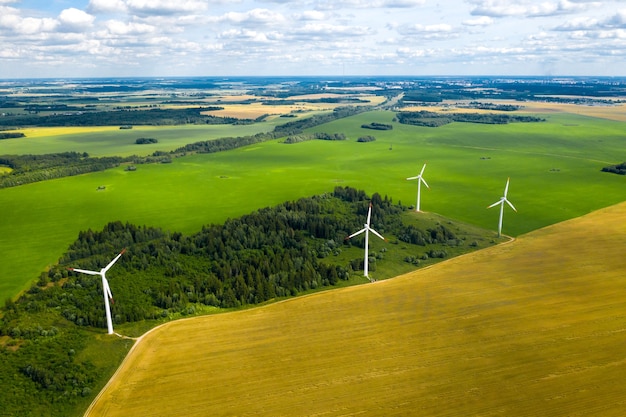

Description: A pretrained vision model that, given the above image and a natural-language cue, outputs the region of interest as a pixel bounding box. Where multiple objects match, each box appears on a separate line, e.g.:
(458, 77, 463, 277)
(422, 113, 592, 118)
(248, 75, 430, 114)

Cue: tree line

(396, 111, 544, 127)
(0, 107, 233, 129)
(0, 152, 127, 189)
(601, 162, 626, 175)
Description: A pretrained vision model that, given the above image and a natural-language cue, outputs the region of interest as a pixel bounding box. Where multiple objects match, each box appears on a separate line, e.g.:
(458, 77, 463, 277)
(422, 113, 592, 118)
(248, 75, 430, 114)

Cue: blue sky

(1, 0, 625, 78)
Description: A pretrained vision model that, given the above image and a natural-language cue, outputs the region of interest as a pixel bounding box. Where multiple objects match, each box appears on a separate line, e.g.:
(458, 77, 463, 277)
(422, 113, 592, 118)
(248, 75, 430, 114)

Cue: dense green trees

(601, 162, 626, 175)
(361, 122, 392, 130)
(0, 131, 25, 140)
(0, 107, 232, 129)
(0, 152, 126, 188)
(396, 111, 544, 127)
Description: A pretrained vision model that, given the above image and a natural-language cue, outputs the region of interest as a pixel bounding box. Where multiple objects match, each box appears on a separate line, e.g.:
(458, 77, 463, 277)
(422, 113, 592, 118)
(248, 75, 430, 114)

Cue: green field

(0, 122, 280, 157)
(1, 109, 625, 302)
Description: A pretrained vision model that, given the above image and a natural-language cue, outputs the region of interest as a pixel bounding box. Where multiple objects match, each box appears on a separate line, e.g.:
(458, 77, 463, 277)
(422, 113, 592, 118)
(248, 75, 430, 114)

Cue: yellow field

(204, 94, 386, 119)
(400, 99, 626, 122)
(18, 126, 122, 138)
(86, 202, 626, 416)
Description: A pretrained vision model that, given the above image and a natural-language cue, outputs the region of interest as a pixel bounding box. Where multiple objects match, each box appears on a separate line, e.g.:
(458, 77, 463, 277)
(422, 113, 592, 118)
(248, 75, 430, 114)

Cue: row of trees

(282, 132, 347, 143)
(0, 107, 231, 129)
(601, 162, 626, 175)
(396, 111, 545, 127)
(361, 122, 392, 130)
(0, 152, 126, 188)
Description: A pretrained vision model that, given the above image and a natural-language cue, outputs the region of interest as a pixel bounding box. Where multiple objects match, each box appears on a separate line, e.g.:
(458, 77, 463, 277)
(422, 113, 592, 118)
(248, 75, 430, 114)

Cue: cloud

(219, 8, 286, 25)
(463, 16, 493, 26)
(553, 10, 626, 31)
(124, 0, 210, 16)
(58, 8, 96, 32)
(469, 0, 590, 18)
(104, 20, 157, 35)
(1, 15, 59, 35)
(294, 10, 327, 21)
(87, 0, 128, 14)
(218, 28, 284, 43)
(291, 22, 374, 38)
(396, 23, 456, 40)
(314, 0, 425, 10)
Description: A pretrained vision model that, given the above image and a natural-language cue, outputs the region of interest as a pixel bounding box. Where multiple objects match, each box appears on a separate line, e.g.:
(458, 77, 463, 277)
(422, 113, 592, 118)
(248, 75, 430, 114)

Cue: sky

(0, 0, 625, 78)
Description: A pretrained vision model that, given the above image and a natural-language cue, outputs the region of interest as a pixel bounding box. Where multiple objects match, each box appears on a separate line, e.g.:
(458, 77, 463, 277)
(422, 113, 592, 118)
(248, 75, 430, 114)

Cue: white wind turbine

(407, 163, 429, 212)
(487, 178, 517, 237)
(345, 202, 386, 280)
(69, 249, 125, 335)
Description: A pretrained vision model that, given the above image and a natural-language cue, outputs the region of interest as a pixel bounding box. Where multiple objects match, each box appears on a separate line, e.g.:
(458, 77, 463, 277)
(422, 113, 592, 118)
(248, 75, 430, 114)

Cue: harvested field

(86, 202, 626, 416)
(400, 99, 626, 121)
(203, 94, 386, 119)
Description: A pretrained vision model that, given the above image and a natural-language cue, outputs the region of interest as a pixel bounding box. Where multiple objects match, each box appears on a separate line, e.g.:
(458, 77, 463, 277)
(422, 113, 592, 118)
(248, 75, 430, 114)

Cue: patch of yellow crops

(400, 99, 626, 122)
(20, 126, 121, 138)
(87, 202, 626, 417)
(203, 94, 385, 119)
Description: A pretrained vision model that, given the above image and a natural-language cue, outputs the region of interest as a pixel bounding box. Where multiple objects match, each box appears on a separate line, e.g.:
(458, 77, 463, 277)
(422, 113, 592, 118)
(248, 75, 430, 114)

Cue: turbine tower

(345, 202, 386, 280)
(407, 163, 429, 212)
(487, 178, 517, 237)
(69, 249, 125, 335)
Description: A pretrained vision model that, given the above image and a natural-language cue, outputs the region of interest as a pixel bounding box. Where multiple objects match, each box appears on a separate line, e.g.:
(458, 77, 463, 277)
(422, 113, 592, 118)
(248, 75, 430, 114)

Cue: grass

(1, 109, 625, 302)
(85, 200, 626, 416)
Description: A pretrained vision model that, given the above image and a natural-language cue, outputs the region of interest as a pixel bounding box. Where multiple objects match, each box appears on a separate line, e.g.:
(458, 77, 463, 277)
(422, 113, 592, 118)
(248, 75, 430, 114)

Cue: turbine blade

(420, 177, 430, 188)
(406, 176, 419, 180)
(419, 163, 426, 176)
(346, 228, 366, 239)
(366, 203, 372, 226)
(487, 200, 502, 209)
(103, 278, 113, 300)
(69, 268, 100, 276)
(506, 199, 517, 212)
(504, 177, 510, 197)
(369, 228, 386, 241)
(102, 249, 126, 273)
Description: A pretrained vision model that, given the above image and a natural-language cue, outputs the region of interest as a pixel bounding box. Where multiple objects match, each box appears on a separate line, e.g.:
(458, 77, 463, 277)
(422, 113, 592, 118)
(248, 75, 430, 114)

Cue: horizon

(2, 74, 626, 81)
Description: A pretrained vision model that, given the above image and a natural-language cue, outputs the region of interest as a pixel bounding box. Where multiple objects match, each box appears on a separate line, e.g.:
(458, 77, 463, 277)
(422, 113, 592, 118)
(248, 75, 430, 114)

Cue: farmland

(1, 76, 626, 416)
(1, 80, 626, 302)
(86, 200, 626, 416)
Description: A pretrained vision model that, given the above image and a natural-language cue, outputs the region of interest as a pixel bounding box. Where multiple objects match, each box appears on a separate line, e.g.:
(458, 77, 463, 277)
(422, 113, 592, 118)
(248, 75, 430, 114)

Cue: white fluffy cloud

(58, 8, 96, 32)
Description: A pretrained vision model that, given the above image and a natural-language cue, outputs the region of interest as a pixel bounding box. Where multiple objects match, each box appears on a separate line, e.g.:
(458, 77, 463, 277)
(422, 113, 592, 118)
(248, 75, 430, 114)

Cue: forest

(395, 111, 545, 127)
(0, 186, 473, 416)
(0, 107, 235, 129)
(0, 153, 126, 188)
(601, 162, 626, 175)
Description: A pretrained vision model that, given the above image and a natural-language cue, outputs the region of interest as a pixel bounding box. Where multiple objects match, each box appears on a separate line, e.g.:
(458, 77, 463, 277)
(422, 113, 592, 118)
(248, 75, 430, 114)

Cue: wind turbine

(407, 163, 429, 212)
(345, 202, 386, 280)
(487, 178, 517, 237)
(69, 249, 125, 335)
